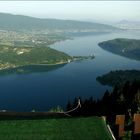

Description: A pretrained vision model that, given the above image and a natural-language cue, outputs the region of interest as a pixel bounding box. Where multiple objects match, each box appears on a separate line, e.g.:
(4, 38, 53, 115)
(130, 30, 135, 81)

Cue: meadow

(0, 116, 112, 140)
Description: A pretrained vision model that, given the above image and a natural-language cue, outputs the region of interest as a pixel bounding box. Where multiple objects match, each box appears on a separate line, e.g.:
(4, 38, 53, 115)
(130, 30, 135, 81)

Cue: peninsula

(0, 43, 95, 70)
(96, 70, 140, 87)
(0, 44, 72, 70)
(98, 38, 140, 61)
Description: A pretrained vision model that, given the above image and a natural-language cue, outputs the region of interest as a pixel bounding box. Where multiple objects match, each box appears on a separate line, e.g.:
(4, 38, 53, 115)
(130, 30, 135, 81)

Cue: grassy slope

(0, 117, 112, 140)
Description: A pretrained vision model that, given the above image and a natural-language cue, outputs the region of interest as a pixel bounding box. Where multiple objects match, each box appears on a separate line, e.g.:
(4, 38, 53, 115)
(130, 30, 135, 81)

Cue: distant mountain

(118, 20, 140, 24)
(115, 20, 140, 30)
(0, 13, 119, 32)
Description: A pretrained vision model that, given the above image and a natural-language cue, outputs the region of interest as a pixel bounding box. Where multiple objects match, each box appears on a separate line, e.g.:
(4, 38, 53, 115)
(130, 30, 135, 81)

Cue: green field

(0, 117, 113, 140)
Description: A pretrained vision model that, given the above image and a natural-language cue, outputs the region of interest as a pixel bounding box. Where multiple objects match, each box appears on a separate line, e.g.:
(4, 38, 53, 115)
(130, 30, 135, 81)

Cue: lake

(0, 30, 140, 112)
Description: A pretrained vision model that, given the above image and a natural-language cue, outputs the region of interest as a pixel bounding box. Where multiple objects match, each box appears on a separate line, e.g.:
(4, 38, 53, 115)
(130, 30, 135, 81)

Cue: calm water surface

(0, 30, 140, 111)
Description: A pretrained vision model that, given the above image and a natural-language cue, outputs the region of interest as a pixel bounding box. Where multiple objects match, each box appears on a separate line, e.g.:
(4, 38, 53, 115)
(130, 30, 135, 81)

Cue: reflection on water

(0, 64, 66, 76)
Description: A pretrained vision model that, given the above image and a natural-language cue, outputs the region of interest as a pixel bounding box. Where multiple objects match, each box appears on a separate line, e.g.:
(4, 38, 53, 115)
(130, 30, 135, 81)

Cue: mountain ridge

(0, 13, 119, 32)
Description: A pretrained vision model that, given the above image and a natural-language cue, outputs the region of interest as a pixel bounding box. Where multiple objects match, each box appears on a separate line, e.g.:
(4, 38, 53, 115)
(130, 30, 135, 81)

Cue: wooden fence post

(132, 114, 140, 139)
(115, 115, 125, 139)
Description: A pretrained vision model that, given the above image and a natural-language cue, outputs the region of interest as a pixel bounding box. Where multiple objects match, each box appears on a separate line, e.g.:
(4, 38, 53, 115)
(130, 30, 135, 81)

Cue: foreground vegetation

(0, 117, 112, 140)
(67, 80, 140, 139)
(68, 80, 140, 116)
(98, 38, 140, 61)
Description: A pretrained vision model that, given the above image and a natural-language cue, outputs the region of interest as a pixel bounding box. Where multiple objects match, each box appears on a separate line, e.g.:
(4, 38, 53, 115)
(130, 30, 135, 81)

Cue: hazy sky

(0, 1, 140, 23)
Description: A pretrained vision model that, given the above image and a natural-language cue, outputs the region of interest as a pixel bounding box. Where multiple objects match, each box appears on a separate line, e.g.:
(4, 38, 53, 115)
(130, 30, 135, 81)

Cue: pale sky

(0, 1, 140, 23)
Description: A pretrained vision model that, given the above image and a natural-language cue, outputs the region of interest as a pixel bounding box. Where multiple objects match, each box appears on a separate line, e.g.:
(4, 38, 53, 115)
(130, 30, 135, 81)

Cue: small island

(96, 70, 140, 87)
(98, 38, 140, 61)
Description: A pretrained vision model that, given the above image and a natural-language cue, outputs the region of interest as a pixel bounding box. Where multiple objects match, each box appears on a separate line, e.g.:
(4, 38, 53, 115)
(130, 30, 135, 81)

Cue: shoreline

(0, 61, 70, 71)
(0, 55, 95, 71)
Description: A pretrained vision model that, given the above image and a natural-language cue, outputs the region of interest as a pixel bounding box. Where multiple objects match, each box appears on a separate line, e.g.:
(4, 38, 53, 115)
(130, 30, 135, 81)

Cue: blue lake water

(0, 30, 140, 112)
